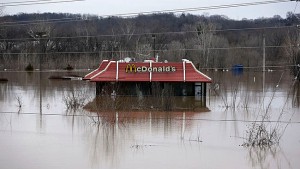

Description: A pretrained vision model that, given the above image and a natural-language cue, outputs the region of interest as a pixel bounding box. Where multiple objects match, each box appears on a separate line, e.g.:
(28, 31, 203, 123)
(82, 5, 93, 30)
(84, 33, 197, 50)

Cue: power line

(0, 17, 81, 26)
(294, 1, 299, 13)
(209, 45, 297, 49)
(0, 0, 293, 27)
(112, 0, 292, 17)
(0, 64, 297, 70)
(0, 25, 296, 41)
(2, 0, 68, 5)
(0, 0, 85, 7)
(0, 45, 297, 55)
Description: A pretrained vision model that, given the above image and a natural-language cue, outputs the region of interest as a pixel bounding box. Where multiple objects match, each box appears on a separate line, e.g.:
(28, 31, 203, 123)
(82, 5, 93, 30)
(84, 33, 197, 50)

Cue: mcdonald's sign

(125, 64, 176, 73)
(125, 64, 137, 73)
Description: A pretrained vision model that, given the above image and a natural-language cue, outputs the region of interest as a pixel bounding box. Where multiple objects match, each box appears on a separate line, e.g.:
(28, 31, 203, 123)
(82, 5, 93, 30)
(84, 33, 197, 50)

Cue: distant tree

(165, 40, 185, 61)
(0, 12, 299, 71)
(0, 7, 4, 16)
(27, 19, 53, 69)
(284, 29, 300, 79)
(286, 12, 300, 26)
(182, 21, 216, 68)
(0, 7, 5, 69)
(210, 36, 229, 69)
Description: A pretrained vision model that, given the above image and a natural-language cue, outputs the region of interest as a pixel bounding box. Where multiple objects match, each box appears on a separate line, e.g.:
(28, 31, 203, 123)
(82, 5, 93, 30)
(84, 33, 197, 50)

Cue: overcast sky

(1, 0, 299, 19)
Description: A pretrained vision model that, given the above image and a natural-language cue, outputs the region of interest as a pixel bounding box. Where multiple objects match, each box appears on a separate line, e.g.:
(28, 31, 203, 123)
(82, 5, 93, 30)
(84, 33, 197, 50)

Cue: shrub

(64, 64, 74, 70)
(25, 63, 34, 71)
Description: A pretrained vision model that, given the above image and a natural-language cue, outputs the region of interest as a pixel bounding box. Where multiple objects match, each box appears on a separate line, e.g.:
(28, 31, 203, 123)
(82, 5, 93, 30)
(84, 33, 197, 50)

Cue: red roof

(84, 60, 211, 83)
(83, 60, 109, 80)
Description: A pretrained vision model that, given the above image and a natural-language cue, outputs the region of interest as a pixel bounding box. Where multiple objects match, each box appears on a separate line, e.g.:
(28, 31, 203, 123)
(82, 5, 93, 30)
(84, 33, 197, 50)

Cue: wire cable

(113, 0, 292, 17)
(0, 0, 85, 7)
(0, 45, 297, 55)
(0, 17, 81, 26)
(0, 0, 293, 27)
(2, 0, 68, 5)
(0, 25, 296, 41)
(294, 0, 299, 13)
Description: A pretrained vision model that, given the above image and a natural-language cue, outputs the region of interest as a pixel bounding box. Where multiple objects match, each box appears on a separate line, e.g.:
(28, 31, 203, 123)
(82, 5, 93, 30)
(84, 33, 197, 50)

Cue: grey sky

(1, 0, 298, 19)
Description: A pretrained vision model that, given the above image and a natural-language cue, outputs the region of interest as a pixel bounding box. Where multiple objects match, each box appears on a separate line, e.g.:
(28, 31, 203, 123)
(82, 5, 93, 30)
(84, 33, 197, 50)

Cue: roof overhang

(84, 60, 212, 83)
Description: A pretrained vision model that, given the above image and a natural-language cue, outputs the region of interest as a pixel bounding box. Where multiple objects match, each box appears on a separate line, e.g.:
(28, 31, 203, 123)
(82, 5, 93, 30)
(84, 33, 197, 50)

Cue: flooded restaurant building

(83, 58, 212, 110)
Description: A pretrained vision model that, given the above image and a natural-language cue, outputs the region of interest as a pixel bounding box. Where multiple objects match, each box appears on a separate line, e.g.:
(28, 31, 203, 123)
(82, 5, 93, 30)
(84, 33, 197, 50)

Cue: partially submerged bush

(64, 64, 74, 71)
(243, 123, 279, 147)
(63, 89, 88, 110)
(25, 63, 34, 71)
(242, 72, 294, 148)
(0, 78, 8, 82)
(15, 95, 23, 108)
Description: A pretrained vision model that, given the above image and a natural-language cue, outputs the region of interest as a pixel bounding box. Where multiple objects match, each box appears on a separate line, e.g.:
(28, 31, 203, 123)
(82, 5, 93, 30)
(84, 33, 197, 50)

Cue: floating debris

(130, 144, 158, 149)
(49, 75, 82, 80)
(0, 78, 8, 82)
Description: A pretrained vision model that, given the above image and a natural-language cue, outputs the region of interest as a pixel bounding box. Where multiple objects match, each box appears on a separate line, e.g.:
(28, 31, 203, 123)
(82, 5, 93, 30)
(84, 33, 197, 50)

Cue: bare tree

(27, 18, 53, 69)
(284, 29, 300, 80)
(183, 21, 216, 68)
(210, 36, 229, 69)
(194, 22, 216, 68)
(116, 18, 136, 59)
(0, 7, 4, 16)
(2, 12, 300, 70)
(165, 41, 185, 61)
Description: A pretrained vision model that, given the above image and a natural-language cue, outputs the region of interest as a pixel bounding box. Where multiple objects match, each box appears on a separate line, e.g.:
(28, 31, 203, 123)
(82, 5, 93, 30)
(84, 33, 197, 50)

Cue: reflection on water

(247, 146, 294, 169)
(0, 71, 300, 169)
(292, 81, 300, 107)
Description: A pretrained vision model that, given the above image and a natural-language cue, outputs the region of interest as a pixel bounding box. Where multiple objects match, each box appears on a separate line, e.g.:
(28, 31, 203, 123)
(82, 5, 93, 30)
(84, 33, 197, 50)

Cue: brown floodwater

(0, 70, 300, 169)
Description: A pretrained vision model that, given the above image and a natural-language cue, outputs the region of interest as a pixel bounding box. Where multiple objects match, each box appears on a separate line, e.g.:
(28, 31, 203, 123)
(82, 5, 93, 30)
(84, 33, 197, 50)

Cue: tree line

(0, 12, 299, 74)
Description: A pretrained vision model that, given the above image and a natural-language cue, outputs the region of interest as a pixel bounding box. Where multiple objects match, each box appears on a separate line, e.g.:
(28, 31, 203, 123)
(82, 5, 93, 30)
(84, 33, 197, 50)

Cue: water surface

(0, 71, 299, 169)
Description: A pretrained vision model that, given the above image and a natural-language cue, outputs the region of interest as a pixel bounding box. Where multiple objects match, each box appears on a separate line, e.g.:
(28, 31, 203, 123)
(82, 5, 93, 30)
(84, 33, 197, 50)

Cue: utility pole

(263, 34, 266, 72)
(296, 25, 300, 81)
(262, 34, 266, 107)
(35, 32, 47, 115)
(30, 31, 47, 131)
(152, 34, 156, 59)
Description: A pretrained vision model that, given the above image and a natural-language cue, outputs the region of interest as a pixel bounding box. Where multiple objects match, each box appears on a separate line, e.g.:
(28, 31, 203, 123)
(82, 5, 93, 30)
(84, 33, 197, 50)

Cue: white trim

(90, 61, 115, 80)
(189, 62, 212, 81)
(183, 61, 186, 82)
(149, 61, 152, 82)
(84, 68, 98, 78)
(84, 60, 108, 78)
(116, 61, 119, 81)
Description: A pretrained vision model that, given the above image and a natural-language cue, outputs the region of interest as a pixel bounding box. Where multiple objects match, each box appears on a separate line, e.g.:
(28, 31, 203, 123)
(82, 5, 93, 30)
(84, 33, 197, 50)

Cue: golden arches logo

(125, 64, 137, 73)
